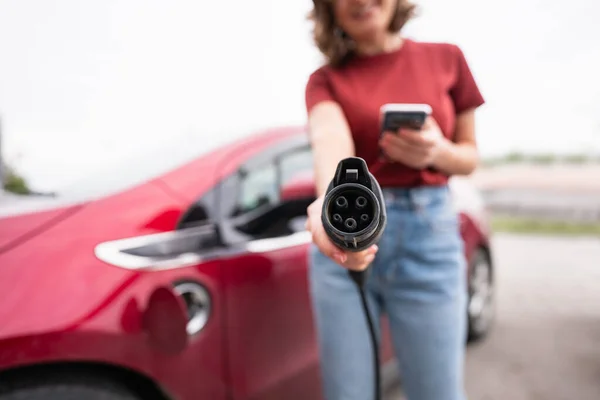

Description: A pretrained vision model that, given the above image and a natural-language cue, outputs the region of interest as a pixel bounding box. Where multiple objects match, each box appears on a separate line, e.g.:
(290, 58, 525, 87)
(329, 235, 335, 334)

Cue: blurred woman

(304, 1, 485, 399)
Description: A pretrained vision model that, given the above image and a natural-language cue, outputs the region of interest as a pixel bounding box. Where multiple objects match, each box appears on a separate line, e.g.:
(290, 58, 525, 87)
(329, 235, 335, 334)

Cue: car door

(217, 139, 323, 400)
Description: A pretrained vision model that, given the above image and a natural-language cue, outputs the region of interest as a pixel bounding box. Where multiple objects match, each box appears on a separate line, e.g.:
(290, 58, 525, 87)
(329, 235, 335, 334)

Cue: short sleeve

(449, 45, 485, 114)
(305, 68, 336, 114)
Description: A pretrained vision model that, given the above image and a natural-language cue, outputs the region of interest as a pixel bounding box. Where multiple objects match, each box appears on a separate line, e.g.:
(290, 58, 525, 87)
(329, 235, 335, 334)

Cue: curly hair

(307, 0, 417, 67)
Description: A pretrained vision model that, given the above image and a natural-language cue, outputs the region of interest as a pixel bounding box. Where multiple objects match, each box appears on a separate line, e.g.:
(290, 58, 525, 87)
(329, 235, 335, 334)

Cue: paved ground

(387, 233, 600, 400)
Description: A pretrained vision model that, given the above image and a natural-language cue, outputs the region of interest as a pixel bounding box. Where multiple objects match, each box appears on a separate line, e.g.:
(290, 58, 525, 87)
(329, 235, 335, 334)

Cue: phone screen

(381, 110, 428, 133)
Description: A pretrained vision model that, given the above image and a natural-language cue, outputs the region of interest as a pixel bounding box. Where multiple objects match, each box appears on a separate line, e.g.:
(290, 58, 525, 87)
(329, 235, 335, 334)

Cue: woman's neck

(354, 33, 404, 57)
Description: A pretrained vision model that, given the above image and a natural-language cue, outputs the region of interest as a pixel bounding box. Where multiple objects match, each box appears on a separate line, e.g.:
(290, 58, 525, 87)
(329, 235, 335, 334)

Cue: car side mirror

(280, 171, 316, 203)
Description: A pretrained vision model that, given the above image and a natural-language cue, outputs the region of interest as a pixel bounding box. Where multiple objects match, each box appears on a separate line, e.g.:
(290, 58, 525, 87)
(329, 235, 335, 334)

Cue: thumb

(305, 218, 311, 231)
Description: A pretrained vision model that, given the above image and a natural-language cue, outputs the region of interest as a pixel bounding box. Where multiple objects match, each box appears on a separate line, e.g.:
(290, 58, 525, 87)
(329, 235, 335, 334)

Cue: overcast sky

(1, 0, 598, 190)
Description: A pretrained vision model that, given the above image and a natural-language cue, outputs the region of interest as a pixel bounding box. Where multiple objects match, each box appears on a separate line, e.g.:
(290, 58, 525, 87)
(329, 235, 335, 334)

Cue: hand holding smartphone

(378, 103, 437, 169)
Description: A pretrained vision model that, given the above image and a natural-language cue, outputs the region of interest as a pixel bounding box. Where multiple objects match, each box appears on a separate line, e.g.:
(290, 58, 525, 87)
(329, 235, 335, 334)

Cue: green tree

(2, 163, 31, 195)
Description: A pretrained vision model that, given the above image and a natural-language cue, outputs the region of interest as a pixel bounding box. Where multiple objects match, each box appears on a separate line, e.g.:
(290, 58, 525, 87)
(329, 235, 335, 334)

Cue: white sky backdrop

(1, 0, 599, 190)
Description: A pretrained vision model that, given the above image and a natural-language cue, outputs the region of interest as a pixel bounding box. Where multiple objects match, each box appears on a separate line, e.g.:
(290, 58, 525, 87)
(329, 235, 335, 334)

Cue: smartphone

(379, 103, 432, 134)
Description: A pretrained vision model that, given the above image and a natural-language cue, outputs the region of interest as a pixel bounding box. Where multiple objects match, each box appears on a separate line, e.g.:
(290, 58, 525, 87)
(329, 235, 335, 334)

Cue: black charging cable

(321, 157, 388, 400)
(349, 269, 381, 400)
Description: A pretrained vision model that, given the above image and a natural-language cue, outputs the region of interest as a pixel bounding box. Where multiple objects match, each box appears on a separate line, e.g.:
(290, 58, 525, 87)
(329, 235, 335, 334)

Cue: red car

(0, 126, 495, 400)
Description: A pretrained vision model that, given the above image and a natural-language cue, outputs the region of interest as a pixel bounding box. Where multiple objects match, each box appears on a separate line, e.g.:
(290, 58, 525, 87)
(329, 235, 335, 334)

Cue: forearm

(306, 102, 356, 197)
(311, 130, 355, 197)
(432, 140, 479, 176)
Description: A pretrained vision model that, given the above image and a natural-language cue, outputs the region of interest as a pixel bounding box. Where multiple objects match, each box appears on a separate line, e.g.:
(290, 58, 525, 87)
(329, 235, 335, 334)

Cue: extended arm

(307, 101, 356, 197)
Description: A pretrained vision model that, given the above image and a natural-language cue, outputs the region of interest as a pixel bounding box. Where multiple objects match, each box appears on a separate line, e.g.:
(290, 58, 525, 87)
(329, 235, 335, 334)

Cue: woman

(303, 1, 485, 399)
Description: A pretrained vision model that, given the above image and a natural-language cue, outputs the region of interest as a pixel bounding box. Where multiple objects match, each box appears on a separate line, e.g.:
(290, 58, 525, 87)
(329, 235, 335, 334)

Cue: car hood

(0, 193, 85, 254)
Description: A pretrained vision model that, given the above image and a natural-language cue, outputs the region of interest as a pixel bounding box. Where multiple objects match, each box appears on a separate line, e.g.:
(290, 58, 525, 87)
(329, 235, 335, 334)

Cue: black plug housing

(321, 157, 387, 254)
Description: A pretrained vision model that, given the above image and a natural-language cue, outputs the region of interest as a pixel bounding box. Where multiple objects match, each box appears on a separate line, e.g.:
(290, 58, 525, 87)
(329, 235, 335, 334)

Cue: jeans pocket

(427, 209, 460, 234)
(419, 192, 460, 236)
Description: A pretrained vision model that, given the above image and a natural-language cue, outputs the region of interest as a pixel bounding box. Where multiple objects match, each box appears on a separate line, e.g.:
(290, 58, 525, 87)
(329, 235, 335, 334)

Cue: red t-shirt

(305, 38, 485, 188)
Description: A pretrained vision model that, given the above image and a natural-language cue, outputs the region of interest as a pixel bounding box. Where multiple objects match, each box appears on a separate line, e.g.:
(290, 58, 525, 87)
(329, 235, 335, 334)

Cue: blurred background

(1, 1, 599, 399)
(2, 0, 600, 191)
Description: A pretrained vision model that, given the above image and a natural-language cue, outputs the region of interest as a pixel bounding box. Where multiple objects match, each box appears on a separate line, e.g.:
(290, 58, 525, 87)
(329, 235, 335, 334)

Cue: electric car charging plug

(321, 157, 387, 400)
(321, 157, 387, 287)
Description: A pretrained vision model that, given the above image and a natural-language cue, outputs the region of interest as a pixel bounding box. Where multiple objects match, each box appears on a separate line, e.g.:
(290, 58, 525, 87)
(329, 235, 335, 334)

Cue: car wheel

(0, 375, 140, 400)
(467, 247, 495, 343)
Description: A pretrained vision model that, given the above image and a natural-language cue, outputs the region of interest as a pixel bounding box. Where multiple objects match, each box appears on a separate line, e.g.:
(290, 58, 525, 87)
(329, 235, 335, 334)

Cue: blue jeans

(309, 185, 468, 400)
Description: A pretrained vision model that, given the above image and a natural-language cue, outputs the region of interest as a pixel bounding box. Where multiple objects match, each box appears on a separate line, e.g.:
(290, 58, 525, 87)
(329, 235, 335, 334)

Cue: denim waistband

(381, 185, 452, 209)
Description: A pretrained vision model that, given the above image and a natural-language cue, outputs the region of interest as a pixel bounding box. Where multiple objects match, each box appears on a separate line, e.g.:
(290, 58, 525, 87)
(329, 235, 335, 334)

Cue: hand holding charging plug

(319, 157, 387, 286)
(306, 157, 387, 274)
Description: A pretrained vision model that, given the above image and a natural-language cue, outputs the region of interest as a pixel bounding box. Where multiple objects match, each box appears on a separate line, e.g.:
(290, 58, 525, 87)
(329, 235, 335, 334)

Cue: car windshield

(50, 129, 250, 202)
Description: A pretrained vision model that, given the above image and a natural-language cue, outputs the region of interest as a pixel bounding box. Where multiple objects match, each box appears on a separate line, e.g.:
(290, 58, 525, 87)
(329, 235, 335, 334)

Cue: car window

(279, 146, 314, 187)
(234, 163, 278, 216)
(231, 145, 313, 217)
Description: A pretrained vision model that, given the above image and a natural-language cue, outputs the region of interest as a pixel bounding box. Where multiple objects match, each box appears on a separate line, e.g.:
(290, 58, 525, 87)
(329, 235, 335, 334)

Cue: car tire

(467, 247, 495, 343)
(0, 374, 140, 400)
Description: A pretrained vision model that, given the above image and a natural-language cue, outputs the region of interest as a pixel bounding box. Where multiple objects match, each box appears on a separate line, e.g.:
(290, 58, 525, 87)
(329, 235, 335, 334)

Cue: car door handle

(95, 225, 313, 271)
(95, 224, 221, 271)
